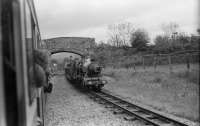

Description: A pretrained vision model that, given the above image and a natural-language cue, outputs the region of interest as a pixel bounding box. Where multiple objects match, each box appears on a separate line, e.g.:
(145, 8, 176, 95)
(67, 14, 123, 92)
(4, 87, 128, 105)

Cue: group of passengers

(32, 49, 53, 93)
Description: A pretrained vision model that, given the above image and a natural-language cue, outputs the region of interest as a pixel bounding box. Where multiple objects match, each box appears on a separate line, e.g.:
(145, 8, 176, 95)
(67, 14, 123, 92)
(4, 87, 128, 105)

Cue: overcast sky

(34, 0, 199, 43)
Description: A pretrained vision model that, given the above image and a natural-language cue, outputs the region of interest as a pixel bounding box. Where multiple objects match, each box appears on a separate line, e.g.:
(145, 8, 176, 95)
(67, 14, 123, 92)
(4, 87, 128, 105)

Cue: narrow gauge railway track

(89, 90, 189, 126)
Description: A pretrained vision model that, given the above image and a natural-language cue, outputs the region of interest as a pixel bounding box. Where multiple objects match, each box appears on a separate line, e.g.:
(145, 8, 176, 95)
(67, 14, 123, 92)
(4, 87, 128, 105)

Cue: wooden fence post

(153, 56, 157, 71)
(142, 56, 145, 70)
(133, 56, 136, 72)
(186, 53, 190, 72)
(168, 54, 172, 73)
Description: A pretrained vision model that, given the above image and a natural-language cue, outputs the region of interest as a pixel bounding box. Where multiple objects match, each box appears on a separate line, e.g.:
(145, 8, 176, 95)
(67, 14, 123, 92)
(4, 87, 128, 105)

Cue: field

(102, 64, 199, 122)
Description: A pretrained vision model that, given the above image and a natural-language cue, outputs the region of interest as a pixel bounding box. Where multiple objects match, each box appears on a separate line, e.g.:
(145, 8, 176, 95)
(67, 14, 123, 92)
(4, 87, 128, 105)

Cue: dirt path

(44, 75, 137, 126)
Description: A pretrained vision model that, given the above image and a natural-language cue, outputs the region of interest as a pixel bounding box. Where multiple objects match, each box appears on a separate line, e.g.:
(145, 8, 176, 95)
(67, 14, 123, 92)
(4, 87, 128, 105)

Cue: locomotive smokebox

(87, 63, 102, 77)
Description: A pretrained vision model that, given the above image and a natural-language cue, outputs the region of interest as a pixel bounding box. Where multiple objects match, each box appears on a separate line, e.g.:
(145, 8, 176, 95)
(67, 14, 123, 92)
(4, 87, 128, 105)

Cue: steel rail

(89, 91, 189, 126)
(100, 91, 188, 126)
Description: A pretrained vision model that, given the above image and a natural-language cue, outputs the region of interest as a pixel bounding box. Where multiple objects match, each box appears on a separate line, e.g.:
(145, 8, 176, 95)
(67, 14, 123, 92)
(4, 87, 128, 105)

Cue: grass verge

(103, 64, 199, 122)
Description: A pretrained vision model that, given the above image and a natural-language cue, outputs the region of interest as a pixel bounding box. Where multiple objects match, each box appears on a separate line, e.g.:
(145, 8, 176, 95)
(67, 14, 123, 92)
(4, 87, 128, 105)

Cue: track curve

(89, 90, 191, 126)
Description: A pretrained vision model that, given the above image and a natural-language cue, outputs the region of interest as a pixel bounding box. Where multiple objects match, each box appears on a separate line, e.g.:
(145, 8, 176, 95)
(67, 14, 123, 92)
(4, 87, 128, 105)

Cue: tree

(107, 33, 122, 47)
(161, 22, 179, 36)
(158, 22, 192, 52)
(153, 32, 195, 53)
(107, 22, 134, 47)
(190, 35, 200, 50)
(154, 35, 170, 53)
(175, 33, 190, 50)
(130, 28, 150, 51)
(197, 28, 200, 35)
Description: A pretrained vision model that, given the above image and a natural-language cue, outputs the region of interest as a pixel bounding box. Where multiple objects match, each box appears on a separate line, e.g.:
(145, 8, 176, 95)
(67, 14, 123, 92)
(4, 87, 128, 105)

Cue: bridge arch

(49, 48, 85, 57)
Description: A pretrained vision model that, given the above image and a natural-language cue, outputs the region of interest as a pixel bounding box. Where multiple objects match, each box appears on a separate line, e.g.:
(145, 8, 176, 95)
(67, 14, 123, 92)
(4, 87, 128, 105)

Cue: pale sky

(34, 0, 199, 43)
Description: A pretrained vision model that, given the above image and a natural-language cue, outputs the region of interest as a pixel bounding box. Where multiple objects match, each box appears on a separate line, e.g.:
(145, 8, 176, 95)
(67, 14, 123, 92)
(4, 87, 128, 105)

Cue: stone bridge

(49, 48, 85, 57)
(40, 37, 96, 57)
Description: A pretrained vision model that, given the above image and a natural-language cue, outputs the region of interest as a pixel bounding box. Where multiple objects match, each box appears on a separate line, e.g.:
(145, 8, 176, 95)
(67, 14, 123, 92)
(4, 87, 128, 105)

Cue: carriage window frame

(25, 1, 36, 105)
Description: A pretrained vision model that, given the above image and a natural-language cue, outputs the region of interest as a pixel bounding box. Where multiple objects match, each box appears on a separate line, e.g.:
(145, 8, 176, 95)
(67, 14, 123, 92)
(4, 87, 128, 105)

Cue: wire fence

(142, 52, 199, 73)
(107, 50, 199, 73)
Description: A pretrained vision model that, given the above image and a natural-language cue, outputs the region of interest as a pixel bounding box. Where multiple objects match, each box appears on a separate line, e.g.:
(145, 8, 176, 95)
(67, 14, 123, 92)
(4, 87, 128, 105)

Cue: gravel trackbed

(44, 75, 138, 126)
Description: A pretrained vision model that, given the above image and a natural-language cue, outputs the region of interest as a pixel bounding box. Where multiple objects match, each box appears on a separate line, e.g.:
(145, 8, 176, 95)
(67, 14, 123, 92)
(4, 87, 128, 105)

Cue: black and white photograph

(0, 0, 199, 126)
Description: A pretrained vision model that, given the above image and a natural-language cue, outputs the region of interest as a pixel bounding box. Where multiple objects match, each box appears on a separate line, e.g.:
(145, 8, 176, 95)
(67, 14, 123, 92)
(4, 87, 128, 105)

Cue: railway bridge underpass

(49, 48, 85, 57)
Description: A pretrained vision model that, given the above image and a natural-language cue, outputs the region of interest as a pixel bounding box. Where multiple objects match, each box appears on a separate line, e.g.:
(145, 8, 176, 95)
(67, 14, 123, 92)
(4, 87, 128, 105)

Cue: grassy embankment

(102, 64, 199, 122)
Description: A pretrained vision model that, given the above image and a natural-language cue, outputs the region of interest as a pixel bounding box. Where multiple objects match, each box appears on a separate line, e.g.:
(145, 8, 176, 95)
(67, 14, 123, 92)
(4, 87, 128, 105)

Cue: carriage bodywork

(0, 0, 48, 126)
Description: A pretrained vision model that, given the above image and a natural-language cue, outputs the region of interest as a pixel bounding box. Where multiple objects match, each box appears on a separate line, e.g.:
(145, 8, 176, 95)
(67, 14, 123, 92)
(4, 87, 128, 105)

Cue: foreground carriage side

(0, 0, 51, 126)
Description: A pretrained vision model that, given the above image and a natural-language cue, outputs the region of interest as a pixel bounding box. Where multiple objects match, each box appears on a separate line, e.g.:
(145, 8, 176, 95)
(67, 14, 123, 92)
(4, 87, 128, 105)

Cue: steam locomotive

(64, 56, 107, 91)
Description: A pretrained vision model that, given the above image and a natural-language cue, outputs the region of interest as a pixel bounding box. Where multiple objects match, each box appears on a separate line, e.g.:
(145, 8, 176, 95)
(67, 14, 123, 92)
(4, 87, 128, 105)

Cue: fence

(142, 51, 199, 73)
(107, 50, 199, 73)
